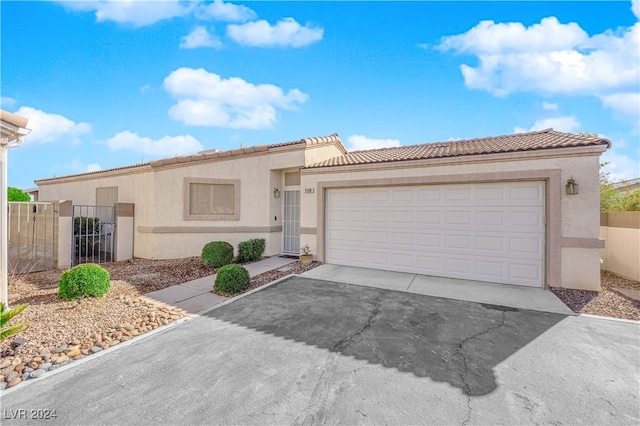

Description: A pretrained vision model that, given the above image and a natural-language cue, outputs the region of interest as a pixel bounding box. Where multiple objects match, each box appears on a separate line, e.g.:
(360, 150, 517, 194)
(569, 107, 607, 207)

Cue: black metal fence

(71, 205, 115, 266)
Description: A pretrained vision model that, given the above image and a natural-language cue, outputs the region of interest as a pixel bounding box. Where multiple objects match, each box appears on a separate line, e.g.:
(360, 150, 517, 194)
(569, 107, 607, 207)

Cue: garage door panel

(475, 211, 505, 226)
(417, 188, 441, 201)
(417, 233, 442, 248)
(368, 210, 389, 222)
(509, 237, 542, 255)
(392, 189, 414, 202)
(446, 211, 472, 225)
(391, 232, 414, 245)
(417, 211, 441, 224)
(446, 258, 472, 274)
(326, 182, 544, 287)
(476, 236, 504, 252)
(392, 211, 414, 223)
(476, 260, 505, 279)
(477, 186, 505, 201)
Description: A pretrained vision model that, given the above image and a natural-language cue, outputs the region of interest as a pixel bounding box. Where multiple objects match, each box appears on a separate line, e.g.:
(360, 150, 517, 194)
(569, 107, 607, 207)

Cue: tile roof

(35, 163, 151, 184)
(149, 133, 344, 167)
(305, 129, 611, 169)
(35, 133, 344, 183)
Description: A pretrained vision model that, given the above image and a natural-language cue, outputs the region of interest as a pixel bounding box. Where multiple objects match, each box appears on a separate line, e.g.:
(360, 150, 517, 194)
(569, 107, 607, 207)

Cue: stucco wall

(35, 142, 343, 260)
(600, 212, 640, 282)
(300, 147, 605, 291)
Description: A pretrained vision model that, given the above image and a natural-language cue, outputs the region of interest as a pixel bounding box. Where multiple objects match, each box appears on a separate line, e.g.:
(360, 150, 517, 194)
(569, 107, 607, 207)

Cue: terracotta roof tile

(306, 129, 611, 169)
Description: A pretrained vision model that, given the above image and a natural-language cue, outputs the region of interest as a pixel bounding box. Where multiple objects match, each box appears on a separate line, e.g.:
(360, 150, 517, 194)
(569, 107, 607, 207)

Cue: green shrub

(59, 263, 111, 300)
(237, 238, 266, 263)
(7, 187, 30, 202)
(201, 241, 234, 268)
(214, 264, 251, 296)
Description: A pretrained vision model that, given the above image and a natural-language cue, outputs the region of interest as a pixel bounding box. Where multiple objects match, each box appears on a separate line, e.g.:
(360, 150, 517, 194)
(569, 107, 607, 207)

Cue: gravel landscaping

(1, 258, 637, 391)
(552, 270, 640, 321)
(1, 257, 321, 390)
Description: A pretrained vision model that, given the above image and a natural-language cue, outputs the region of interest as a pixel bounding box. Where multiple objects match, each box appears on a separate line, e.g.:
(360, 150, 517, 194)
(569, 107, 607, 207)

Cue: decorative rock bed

(1, 297, 187, 390)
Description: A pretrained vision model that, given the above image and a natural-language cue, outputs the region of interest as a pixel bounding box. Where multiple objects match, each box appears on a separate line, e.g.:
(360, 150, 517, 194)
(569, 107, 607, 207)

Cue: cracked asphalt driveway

(3, 276, 639, 425)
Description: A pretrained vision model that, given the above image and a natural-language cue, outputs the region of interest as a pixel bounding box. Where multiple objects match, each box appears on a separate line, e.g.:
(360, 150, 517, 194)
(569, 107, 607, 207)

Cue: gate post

(115, 203, 134, 261)
(56, 200, 72, 269)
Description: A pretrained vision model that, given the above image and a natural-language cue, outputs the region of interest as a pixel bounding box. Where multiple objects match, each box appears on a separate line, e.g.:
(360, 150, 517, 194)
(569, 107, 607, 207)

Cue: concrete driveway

(3, 276, 639, 425)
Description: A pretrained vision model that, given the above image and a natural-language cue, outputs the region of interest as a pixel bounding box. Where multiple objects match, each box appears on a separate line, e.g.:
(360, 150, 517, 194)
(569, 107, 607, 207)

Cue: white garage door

(325, 181, 545, 287)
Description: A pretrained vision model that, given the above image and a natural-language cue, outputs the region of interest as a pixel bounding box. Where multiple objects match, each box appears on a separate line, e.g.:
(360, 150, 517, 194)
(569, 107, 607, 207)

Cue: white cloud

(438, 17, 640, 120)
(106, 130, 203, 157)
(180, 26, 222, 49)
(59, 0, 193, 27)
(163, 67, 308, 129)
(84, 163, 103, 173)
(139, 85, 154, 94)
(1, 97, 16, 108)
(227, 18, 323, 47)
(347, 135, 401, 151)
(196, 0, 256, 22)
(601, 149, 640, 182)
(599, 92, 640, 119)
(14, 106, 91, 144)
(633, 0, 640, 20)
(542, 102, 558, 110)
(514, 116, 581, 134)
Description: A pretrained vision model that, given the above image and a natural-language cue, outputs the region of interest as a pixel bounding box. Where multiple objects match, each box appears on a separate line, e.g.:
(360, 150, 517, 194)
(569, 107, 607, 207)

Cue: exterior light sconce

(273, 188, 280, 199)
(566, 177, 578, 195)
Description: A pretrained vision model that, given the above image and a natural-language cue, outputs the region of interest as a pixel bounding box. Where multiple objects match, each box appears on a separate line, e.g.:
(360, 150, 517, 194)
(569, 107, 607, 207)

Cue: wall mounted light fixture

(566, 177, 579, 195)
(273, 188, 280, 198)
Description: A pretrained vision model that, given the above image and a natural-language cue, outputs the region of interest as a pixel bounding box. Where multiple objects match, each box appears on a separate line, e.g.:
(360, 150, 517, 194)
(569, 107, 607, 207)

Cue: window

(285, 171, 301, 186)
(184, 178, 240, 220)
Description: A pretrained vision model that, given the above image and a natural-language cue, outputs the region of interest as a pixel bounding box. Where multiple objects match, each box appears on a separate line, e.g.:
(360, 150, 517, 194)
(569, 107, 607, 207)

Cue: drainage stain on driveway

(205, 276, 566, 397)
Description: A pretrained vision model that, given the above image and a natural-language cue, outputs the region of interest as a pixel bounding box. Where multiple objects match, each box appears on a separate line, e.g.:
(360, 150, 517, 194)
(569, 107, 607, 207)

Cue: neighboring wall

(600, 212, 640, 282)
(301, 146, 605, 291)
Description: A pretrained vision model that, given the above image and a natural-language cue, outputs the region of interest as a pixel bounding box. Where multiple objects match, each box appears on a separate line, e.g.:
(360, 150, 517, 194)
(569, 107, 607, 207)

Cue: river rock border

(0, 296, 187, 391)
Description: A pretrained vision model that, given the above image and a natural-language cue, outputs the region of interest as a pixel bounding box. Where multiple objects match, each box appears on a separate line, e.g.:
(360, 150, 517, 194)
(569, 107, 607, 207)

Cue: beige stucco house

(35, 129, 610, 291)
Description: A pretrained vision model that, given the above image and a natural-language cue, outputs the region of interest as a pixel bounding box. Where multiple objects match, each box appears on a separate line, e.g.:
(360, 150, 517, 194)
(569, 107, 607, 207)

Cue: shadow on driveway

(204, 276, 567, 397)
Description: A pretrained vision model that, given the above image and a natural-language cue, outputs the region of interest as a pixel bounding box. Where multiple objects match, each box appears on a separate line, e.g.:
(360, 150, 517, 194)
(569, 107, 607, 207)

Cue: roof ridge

(306, 129, 610, 169)
(35, 162, 150, 183)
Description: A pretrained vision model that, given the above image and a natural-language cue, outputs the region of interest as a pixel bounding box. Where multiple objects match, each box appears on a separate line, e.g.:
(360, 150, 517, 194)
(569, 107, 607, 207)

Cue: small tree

(600, 163, 640, 212)
(7, 187, 30, 201)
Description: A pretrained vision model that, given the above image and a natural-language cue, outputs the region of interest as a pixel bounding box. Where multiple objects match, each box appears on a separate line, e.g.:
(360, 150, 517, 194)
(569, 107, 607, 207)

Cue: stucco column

(56, 200, 72, 269)
(115, 203, 134, 261)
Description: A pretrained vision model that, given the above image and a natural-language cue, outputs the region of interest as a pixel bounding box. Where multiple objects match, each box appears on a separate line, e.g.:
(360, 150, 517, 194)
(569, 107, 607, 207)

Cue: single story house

(35, 129, 610, 291)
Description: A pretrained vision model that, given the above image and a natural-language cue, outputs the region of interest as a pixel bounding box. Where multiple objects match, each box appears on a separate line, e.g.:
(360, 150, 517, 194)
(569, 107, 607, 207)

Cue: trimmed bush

(59, 263, 111, 300)
(214, 264, 251, 296)
(201, 241, 234, 268)
(8, 187, 30, 202)
(237, 238, 266, 263)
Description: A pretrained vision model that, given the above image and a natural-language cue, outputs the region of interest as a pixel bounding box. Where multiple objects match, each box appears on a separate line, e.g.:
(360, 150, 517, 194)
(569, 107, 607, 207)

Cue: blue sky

(2, 0, 639, 189)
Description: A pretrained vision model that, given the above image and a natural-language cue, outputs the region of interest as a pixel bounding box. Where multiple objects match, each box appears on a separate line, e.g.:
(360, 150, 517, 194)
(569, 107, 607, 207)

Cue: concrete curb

(194, 273, 301, 316)
(1, 314, 197, 396)
(577, 313, 640, 325)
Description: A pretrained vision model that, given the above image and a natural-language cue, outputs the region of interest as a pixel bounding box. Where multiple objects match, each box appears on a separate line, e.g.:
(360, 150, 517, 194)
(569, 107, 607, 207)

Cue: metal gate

(8, 202, 57, 273)
(72, 205, 115, 266)
(283, 190, 300, 254)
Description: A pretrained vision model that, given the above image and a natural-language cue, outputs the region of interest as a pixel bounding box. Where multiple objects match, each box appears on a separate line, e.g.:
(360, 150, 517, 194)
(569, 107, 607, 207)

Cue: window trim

(183, 177, 240, 221)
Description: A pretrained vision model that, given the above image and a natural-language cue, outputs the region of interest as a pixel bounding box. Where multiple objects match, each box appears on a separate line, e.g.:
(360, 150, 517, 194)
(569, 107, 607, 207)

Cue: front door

(283, 190, 300, 254)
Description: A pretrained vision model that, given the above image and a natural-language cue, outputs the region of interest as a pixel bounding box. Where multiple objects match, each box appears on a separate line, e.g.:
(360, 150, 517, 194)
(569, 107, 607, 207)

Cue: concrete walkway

(302, 264, 574, 315)
(145, 256, 296, 313)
